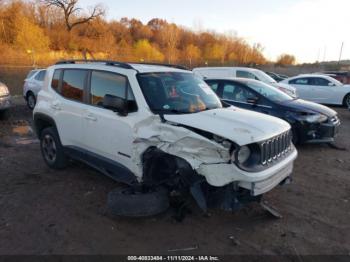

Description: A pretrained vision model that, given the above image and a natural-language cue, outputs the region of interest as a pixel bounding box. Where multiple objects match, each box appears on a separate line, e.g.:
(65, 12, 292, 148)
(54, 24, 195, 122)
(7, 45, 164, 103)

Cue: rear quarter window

(51, 69, 62, 91)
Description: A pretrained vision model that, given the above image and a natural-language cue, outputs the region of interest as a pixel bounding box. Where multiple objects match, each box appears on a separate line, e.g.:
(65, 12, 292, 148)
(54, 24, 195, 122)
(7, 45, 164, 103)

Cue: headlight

(237, 146, 251, 164)
(287, 111, 327, 123)
(0, 84, 9, 97)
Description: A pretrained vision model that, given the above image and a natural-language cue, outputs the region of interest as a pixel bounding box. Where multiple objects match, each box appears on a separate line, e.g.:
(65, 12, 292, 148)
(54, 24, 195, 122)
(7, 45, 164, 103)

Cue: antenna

(338, 42, 344, 65)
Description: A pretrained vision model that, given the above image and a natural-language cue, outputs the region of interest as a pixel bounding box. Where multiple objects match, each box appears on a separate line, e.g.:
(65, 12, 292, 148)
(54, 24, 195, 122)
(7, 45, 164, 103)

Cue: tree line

(0, 0, 296, 67)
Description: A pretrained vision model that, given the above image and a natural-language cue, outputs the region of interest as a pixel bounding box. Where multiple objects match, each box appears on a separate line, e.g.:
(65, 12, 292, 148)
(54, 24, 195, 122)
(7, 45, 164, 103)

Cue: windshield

(246, 80, 293, 103)
(137, 72, 222, 114)
(254, 70, 277, 84)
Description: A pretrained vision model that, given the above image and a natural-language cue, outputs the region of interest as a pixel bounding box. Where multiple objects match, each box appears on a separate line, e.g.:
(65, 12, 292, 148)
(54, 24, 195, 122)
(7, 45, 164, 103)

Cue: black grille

(260, 130, 293, 165)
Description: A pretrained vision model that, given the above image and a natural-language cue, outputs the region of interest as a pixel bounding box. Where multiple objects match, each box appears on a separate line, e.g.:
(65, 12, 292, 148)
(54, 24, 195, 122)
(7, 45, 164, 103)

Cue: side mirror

(328, 83, 336, 87)
(103, 94, 128, 116)
(247, 96, 259, 104)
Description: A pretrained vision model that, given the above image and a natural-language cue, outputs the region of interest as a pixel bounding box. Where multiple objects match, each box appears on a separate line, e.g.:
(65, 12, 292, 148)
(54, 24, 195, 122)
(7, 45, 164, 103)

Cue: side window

(51, 69, 61, 91)
(289, 78, 309, 85)
(205, 81, 219, 93)
(310, 78, 330, 86)
(61, 69, 87, 102)
(222, 82, 254, 102)
(90, 70, 136, 111)
(236, 70, 258, 80)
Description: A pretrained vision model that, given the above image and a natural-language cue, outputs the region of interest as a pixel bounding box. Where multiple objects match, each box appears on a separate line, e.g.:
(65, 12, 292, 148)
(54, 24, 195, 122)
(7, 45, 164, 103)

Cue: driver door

(82, 70, 137, 172)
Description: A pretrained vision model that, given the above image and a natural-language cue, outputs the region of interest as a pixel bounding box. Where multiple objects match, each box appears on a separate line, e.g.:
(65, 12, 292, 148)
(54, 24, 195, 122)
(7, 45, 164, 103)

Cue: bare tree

(42, 0, 104, 31)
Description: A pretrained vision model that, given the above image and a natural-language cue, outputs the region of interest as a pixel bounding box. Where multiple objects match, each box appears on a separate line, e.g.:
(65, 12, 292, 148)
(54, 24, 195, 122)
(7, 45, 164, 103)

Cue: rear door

(50, 69, 87, 148)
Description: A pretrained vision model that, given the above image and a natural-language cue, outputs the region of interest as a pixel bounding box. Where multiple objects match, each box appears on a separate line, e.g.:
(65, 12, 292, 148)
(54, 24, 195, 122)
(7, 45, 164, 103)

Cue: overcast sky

(80, 0, 350, 63)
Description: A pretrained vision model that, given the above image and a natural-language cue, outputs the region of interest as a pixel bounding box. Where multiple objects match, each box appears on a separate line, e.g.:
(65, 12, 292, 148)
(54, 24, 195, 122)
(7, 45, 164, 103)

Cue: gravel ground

(0, 98, 349, 256)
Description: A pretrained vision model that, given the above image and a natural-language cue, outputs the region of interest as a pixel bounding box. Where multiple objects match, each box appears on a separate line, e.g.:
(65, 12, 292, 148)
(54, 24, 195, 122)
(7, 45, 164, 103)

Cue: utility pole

(338, 42, 344, 65)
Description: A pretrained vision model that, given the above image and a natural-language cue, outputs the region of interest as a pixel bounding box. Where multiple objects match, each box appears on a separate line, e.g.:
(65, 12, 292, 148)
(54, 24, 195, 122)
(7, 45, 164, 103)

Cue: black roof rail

(133, 62, 190, 71)
(55, 60, 134, 70)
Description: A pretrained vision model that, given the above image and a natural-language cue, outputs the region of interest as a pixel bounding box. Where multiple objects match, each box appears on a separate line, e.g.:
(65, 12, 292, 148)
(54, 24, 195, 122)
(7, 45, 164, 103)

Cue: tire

(343, 93, 350, 108)
(107, 187, 170, 217)
(40, 127, 68, 169)
(292, 129, 299, 145)
(0, 109, 9, 120)
(26, 92, 36, 110)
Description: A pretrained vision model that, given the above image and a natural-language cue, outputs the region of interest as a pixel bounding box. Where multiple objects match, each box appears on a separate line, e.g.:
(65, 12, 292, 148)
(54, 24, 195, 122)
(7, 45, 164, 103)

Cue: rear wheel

(40, 127, 67, 169)
(26, 92, 36, 110)
(343, 93, 350, 108)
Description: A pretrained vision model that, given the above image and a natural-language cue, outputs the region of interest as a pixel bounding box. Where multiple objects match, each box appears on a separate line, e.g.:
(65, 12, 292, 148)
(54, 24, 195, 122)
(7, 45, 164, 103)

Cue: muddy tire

(107, 187, 169, 217)
(40, 127, 67, 169)
(26, 92, 36, 110)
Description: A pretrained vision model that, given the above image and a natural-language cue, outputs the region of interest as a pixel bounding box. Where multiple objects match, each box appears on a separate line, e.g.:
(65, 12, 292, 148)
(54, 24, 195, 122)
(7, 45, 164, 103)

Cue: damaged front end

(133, 115, 297, 213)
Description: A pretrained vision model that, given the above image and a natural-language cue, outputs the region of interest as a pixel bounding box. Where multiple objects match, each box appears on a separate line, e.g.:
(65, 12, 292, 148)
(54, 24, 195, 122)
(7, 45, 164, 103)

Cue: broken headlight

(237, 146, 251, 164)
(287, 111, 327, 123)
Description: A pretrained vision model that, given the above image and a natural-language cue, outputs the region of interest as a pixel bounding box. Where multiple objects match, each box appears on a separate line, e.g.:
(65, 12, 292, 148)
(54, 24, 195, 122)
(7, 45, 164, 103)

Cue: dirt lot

(0, 98, 349, 256)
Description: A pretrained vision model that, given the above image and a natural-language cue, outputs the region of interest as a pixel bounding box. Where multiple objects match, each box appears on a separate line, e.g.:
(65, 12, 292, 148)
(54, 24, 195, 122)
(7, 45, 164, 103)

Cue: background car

(205, 77, 340, 144)
(0, 81, 11, 117)
(193, 67, 297, 97)
(23, 69, 46, 109)
(265, 71, 288, 82)
(281, 74, 350, 107)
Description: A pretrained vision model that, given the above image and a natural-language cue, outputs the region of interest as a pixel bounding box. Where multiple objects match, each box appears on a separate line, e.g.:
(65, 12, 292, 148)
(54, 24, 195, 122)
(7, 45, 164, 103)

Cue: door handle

(50, 102, 61, 111)
(84, 113, 97, 121)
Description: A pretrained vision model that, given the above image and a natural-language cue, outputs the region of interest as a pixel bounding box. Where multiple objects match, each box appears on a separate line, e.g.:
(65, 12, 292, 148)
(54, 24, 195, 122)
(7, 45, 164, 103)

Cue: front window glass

(137, 72, 222, 114)
(222, 83, 255, 102)
(246, 81, 293, 103)
(90, 71, 136, 111)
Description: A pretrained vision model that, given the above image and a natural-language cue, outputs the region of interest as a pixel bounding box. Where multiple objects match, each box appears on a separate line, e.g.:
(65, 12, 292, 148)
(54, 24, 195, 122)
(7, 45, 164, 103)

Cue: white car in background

(193, 67, 297, 97)
(23, 69, 46, 109)
(281, 74, 350, 107)
(0, 81, 11, 117)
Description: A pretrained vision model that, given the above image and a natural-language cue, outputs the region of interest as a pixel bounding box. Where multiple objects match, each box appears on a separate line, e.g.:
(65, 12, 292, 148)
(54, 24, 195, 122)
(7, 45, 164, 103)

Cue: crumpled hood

(164, 107, 290, 146)
(280, 99, 337, 117)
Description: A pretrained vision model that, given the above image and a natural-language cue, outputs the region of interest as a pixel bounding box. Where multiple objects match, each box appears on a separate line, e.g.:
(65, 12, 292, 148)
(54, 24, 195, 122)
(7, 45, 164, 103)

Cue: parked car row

(1, 61, 346, 216)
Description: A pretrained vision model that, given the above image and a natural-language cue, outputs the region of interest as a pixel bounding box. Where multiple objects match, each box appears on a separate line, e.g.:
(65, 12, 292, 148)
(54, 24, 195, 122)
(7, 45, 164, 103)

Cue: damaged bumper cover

(196, 147, 297, 195)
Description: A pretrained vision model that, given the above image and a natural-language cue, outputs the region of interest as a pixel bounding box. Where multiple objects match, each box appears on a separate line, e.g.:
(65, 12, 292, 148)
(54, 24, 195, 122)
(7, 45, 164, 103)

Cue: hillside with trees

(0, 0, 269, 67)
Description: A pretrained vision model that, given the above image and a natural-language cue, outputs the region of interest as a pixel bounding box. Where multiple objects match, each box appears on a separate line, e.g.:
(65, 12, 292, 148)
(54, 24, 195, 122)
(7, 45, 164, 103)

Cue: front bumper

(297, 116, 341, 143)
(0, 95, 11, 110)
(197, 146, 297, 195)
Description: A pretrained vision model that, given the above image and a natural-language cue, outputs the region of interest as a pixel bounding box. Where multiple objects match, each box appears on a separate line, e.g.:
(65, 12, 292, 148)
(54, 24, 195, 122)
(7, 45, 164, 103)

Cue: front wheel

(343, 94, 350, 108)
(40, 127, 68, 169)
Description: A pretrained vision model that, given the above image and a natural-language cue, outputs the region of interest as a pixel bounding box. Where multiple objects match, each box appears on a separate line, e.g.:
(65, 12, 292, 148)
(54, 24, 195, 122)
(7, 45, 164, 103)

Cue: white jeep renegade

(33, 60, 297, 215)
